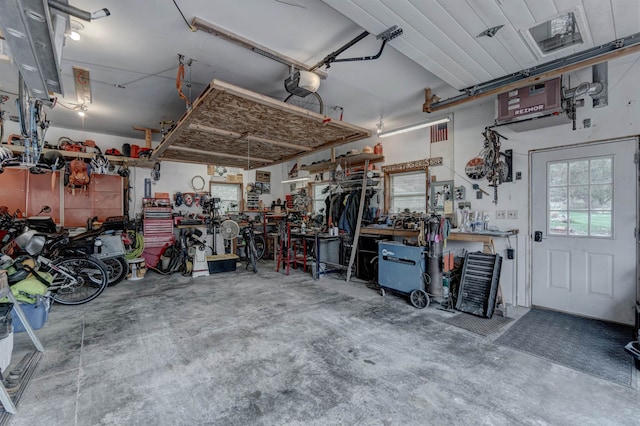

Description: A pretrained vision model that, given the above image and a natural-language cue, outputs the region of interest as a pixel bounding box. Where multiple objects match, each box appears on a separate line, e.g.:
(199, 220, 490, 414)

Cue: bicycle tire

(284, 92, 324, 115)
(248, 241, 258, 273)
(253, 234, 266, 260)
(103, 256, 128, 286)
(50, 256, 109, 305)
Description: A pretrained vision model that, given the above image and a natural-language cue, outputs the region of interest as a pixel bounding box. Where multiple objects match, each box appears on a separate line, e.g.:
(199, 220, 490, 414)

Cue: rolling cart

(377, 241, 430, 308)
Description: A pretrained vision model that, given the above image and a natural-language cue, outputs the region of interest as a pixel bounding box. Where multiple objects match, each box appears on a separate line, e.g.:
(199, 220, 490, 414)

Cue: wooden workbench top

(359, 226, 518, 240)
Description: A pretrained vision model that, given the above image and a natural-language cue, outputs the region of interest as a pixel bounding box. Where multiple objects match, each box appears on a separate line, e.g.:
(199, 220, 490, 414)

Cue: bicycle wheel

(253, 234, 265, 260)
(103, 256, 128, 286)
(50, 257, 109, 305)
(248, 240, 258, 273)
(284, 92, 324, 115)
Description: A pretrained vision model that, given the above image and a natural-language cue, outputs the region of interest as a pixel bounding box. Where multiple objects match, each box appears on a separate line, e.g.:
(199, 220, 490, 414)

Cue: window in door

(548, 156, 613, 237)
(388, 171, 427, 213)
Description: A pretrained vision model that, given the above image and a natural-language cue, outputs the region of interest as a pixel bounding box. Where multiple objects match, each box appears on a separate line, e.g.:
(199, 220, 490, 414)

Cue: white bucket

(126, 258, 146, 281)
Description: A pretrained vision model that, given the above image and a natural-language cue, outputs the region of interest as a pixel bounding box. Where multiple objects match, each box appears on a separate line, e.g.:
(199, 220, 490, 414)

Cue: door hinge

(636, 152, 639, 164)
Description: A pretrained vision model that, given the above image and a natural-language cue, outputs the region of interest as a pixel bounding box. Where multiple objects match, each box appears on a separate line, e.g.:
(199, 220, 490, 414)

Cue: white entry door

(531, 138, 638, 325)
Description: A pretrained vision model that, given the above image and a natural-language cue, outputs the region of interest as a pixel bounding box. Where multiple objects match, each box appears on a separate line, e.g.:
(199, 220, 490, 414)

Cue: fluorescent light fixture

(281, 176, 310, 184)
(378, 117, 450, 138)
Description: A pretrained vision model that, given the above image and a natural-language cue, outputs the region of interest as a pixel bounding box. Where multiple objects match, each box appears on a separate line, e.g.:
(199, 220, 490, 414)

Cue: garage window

(388, 171, 427, 213)
(311, 182, 329, 214)
(209, 182, 242, 213)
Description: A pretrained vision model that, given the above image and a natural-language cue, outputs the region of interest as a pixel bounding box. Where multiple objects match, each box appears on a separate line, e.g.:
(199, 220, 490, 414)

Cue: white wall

(454, 54, 640, 307)
(277, 52, 640, 307)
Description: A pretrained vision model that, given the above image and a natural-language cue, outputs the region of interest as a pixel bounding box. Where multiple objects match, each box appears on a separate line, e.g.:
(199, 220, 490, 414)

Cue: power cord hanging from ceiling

(247, 139, 251, 170)
(176, 54, 193, 109)
(274, 0, 307, 9)
(172, 0, 196, 31)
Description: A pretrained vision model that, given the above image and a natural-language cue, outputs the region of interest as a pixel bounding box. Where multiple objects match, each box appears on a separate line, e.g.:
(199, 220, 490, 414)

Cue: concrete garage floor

(5, 263, 640, 426)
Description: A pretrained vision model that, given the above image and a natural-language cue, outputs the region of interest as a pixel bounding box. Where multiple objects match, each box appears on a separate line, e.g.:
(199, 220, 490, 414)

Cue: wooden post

(133, 126, 160, 148)
(345, 159, 369, 282)
(422, 88, 440, 113)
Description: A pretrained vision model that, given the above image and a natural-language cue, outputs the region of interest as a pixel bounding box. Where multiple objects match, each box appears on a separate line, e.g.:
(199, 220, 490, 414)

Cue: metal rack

(0, 271, 44, 415)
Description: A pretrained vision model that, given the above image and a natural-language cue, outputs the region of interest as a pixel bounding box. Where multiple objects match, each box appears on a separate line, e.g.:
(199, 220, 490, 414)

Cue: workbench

(359, 226, 518, 254)
(273, 230, 347, 279)
(359, 227, 519, 305)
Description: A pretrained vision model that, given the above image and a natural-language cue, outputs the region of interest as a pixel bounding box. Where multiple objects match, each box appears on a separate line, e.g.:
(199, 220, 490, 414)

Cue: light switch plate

(507, 210, 518, 219)
(496, 210, 506, 219)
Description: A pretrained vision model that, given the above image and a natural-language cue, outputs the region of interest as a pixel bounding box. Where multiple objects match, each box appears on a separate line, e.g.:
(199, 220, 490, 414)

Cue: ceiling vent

(521, 7, 591, 59)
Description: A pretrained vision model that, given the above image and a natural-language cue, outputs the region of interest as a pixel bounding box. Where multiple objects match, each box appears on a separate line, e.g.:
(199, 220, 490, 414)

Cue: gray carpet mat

(443, 312, 513, 336)
(495, 308, 634, 387)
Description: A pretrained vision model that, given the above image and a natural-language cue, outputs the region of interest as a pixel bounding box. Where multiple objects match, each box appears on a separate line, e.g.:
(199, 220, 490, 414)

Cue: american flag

(430, 122, 448, 143)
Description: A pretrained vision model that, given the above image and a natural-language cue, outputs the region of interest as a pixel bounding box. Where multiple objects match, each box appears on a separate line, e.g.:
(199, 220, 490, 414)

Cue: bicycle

(241, 219, 265, 273)
(2, 215, 109, 305)
(37, 254, 109, 305)
(15, 75, 49, 167)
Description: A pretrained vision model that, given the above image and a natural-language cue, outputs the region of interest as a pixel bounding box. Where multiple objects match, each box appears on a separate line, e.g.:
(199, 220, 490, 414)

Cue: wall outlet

(496, 210, 506, 219)
(507, 210, 518, 219)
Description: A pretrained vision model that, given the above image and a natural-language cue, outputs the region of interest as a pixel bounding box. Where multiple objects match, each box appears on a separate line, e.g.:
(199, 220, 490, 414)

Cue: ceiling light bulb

(68, 20, 84, 41)
(77, 110, 85, 117)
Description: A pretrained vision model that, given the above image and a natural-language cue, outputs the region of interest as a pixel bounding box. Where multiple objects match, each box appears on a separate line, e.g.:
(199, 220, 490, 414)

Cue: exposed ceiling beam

(166, 145, 274, 163)
(191, 17, 327, 79)
(425, 33, 640, 113)
(188, 123, 313, 152)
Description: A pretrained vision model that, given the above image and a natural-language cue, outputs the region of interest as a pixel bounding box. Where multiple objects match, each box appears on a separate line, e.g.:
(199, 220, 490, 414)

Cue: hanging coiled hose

(124, 230, 144, 260)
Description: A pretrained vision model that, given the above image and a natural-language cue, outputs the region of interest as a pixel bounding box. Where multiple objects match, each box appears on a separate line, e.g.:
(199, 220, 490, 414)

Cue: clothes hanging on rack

(338, 189, 375, 236)
(325, 193, 347, 227)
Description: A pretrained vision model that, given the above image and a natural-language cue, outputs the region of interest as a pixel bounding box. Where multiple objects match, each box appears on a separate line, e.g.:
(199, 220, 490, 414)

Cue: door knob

(534, 231, 543, 242)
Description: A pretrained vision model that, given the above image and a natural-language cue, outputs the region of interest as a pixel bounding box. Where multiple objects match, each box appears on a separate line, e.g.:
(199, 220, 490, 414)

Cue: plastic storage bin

(12, 297, 49, 333)
(207, 254, 238, 273)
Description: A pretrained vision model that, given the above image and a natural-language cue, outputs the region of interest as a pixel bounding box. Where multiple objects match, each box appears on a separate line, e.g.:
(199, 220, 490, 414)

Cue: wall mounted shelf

(300, 153, 384, 174)
(4, 145, 157, 168)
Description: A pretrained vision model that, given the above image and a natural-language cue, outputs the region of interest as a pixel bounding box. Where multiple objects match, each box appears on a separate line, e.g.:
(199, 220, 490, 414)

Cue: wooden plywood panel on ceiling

(159, 150, 266, 169)
(165, 129, 294, 169)
(152, 79, 371, 169)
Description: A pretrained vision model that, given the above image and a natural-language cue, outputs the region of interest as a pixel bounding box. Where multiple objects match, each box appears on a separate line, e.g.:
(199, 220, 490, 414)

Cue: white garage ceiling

(0, 0, 638, 144)
(324, 0, 640, 90)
